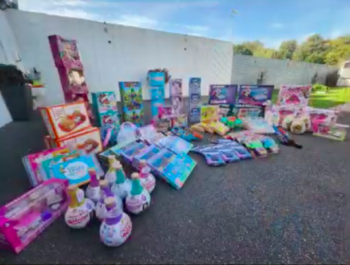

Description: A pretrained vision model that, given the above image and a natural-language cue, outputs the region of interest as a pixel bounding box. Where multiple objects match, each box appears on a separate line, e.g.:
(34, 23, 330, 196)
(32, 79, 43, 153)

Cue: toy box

(313, 123, 348, 141)
(277, 85, 312, 107)
(243, 117, 275, 134)
(48, 35, 92, 119)
(91, 91, 118, 113)
(188, 78, 202, 124)
(50, 155, 98, 186)
(0, 179, 68, 253)
(148, 72, 166, 119)
(119, 82, 144, 126)
(307, 107, 338, 130)
(209, 85, 238, 105)
(208, 121, 230, 136)
(22, 147, 70, 187)
(40, 102, 91, 139)
(46, 127, 103, 155)
(237, 85, 274, 106)
(170, 79, 185, 115)
(235, 105, 265, 119)
(157, 136, 193, 155)
(200, 105, 219, 123)
(132, 144, 162, 169)
(147, 149, 196, 190)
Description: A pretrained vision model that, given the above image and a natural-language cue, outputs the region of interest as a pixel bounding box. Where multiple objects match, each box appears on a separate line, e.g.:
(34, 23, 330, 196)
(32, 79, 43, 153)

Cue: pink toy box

(0, 179, 69, 254)
(22, 147, 70, 187)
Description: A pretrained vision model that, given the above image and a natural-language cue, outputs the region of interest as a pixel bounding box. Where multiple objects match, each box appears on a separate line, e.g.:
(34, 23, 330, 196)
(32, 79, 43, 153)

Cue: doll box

(40, 102, 91, 139)
(91, 91, 118, 113)
(22, 147, 70, 187)
(47, 127, 103, 155)
(313, 123, 349, 141)
(0, 179, 68, 254)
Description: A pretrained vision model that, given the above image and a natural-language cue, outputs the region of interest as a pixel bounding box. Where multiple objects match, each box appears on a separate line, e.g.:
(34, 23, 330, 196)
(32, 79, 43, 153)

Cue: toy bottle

(64, 185, 95, 229)
(125, 173, 151, 215)
(100, 197, 132, 247)
(139, 160, 156, 193)
(111, 163, 131, 200)
(96, 179, 123, 221)
(105, 156, 120, 187)
(85, 169, 100, 204)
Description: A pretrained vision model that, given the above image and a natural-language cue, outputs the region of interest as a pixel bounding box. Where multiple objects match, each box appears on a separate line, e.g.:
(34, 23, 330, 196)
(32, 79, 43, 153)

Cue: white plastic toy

(125, 173, 151, 215)
(85, 169, 100, 203)
(139, 160, 156, 193)
(111, 163, 131, 200)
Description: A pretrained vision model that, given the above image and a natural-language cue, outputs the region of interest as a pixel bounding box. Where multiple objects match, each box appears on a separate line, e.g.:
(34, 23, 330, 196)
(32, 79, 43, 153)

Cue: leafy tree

(233, 44, 253, 55)
(293, 34, 329, 64)
(278, 40, 297, 59)
(241, 41, 264, 53)
(324, 36, 350, 65)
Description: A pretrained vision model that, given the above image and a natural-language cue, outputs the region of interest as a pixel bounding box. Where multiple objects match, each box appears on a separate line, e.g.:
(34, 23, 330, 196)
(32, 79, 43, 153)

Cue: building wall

(5, 9, 233, 106)
(232, 55, 338, 87)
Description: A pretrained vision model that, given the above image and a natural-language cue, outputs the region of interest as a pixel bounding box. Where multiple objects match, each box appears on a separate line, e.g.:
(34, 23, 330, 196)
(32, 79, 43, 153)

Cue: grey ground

(0, 112, 349, 264)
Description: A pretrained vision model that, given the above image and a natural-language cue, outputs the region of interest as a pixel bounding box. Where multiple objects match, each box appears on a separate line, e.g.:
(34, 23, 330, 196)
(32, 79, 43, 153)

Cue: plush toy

(290, 118, 306, 134)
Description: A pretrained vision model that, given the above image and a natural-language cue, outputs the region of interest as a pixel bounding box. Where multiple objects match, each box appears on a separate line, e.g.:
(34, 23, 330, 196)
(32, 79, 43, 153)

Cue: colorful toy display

(111, 163, 132, 200)
(148, 71, 166, 119)
(0, 179, 68, 253)
(200, 105, 219, 124)
(242, 117, 275, 134)
(100, 197, 132, 247)
(46, 127, 103, 154)
(117, 122, 139, 144)
(86, 169, 101, 204)
(132, 144, 162, 169)
(188, 78, 202, 123)
(119, 82, 144, 126)
(139, 160, 156, 193)
(105, 156, 120, 187)
(125, 173, 151, 215)
(237, 85, 274, 105)
(40, 102, 91, 139)
(22, 147, 70, 187)
(208, 121, 230, 136)
(220, 116, 243, 130)
(170, 127, 203, 141)
(308, 107, 338, 130)
(48, 35, 92, 118)
(170, 79, 185, 115)
(313, 123, 349, 141)
(277, 85, 312, 107)
(157, 136, 193, 155)
(64, 185, 95, 229)
(208, 85, 238, 105)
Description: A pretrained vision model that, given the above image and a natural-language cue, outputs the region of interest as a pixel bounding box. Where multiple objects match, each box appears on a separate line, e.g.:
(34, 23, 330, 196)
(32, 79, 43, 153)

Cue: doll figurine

(111, 163, 131, 200)
(125, 173, 151, 215)
(65, 185, 95, 229)
(105, 156, 120, 187)
(86, 169, 100, 204)
(139, 160, 156, 193)
(100, 197, 132, 247)
(96, 179, 123, 221)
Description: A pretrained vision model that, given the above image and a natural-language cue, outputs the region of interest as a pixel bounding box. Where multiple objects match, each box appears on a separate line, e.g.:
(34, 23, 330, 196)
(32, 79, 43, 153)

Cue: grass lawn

(271, 87, 350, 109)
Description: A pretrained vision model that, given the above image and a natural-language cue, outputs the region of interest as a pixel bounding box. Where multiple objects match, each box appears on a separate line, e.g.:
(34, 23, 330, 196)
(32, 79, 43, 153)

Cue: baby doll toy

(111, 163, 132, 200)
(139, 160, 156, 193)
(100, 197, 132, 247)
(85, 169, 100, 204)
(65, 185, 95, 229)
(125, 173, 151, 215)
(96, 179, 123, 221)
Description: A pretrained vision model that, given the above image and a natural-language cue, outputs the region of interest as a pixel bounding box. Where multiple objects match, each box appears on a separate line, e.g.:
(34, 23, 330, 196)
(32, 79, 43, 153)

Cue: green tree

(233, 44, 253, 55)
(278, 40, 297, 59)
(324, 35, 350, 65)
(241, 41, 264, 53)
(293, 34, 329, 64)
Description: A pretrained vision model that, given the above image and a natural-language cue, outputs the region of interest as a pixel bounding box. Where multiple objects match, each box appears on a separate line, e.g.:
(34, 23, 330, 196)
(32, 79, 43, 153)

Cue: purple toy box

(0, 179, 68, 253)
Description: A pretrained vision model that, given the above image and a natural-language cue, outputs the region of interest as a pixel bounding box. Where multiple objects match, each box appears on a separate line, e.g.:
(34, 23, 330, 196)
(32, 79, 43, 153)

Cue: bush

(312, 83, 328, 92)
(325, 69, 339, 87)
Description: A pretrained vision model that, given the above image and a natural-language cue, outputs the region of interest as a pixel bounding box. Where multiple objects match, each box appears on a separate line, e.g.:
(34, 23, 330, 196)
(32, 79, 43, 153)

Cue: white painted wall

(6, 9, 233, 106)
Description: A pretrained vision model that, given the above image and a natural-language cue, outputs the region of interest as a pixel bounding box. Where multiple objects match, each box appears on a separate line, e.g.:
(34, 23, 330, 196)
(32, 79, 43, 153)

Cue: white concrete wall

(232, 55, 338, 88)
(5, 9, 233, 106)
(0, 10, 21, 127)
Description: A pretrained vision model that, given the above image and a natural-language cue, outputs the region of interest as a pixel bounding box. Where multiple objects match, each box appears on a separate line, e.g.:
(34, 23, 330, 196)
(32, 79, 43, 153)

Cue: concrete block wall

(232, 55, 338, 88)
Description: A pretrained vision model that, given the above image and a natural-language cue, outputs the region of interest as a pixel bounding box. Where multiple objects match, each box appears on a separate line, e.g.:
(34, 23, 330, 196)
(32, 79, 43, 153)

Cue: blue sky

(19, 0, 350, 48)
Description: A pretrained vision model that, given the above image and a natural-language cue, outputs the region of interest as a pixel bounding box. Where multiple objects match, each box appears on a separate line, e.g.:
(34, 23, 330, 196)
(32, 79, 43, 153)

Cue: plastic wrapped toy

(117, 122, 139, 144)
(313, 123, 349, 141)
(100, 197, 132, 247)
(111, 163, 132, 200)
(105, 156, 120, 187)
(96, 179, 123, 221)
(125, 173, 151, 215)
(85, 169, 100, 204)
(64, 185, 95, 229)
(139, 160, 156, 193)
(171, 127, 203, 141)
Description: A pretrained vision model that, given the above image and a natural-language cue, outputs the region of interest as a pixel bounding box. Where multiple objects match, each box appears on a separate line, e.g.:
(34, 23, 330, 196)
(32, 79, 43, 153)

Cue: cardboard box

(119, 82, 144, 126)
(91, 91, 120, 129)
(40, 102, 91, 139)
(46, 127, 102, 155)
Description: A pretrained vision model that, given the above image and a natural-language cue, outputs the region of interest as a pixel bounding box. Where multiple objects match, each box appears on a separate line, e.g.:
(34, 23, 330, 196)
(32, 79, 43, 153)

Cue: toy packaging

(188, 78, 202, 124)
(171, 127, 203, 141)
(307, 107, 338, 131)
(170, 79, 185, 115)
(50, 155, 100, 186)
(147, 149, 197, 190)
(119, 82, 144, 126)
(235, 104, 265, 119)
(22, 147, 70, 187)
(46, 127, 103, 155)
(157, 136, 193, 155)
(91, 91, 118, 113)
(277, 85, 312, 107)
(48, 35, 92, 119)
(242, 117, 275, 134)
(117, 122, 139, 144)
(148, 72, 166, 119)
(40, 102, 91, 139)
(138, 124, 158, 142)
(313, 123, 349, 141)
(200, 105, 219, 124)
(132, 145, 162, 169)
(208, 85, 238, 105)
(265, 105, 298, 126)
(172, 114, 188, 128)
(237, 85, 274, 105)
(0, 179, 68, 253)
(208, 121, 230, 136)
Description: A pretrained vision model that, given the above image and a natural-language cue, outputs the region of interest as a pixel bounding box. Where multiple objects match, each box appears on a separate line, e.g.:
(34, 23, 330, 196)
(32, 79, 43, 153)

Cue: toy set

(208, 85, 237, 105)
(237, 85, 274, 106)
(48, 35, 92, 118)
(119, 82, 144, 126)
(148, 71, 166, 120)
(0, 179, 68, 253)
(170, 127, 203, 141)
(242, 117, 275, 134)
(188, 78, 202, 123)
(277, 85, 312, 107)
